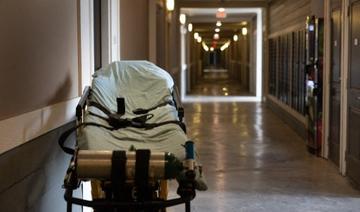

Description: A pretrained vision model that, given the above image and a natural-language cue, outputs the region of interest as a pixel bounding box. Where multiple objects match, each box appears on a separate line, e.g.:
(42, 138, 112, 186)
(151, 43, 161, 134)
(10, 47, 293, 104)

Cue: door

(329, 8, 342, 166)
(347, 0, 360, 186)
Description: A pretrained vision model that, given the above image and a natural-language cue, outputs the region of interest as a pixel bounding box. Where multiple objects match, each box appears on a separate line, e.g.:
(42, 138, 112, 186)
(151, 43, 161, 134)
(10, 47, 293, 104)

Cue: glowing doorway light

(179, 14, 186, 25)
(197, 36, 202, 43)
(220, 40, 231, 51)
(194, 32, 199, 39)
(213, 33, 219, 40)
(180, 8, 263, 103)
(188, 23, 193, 32)
(242, 27, 248, 36)
(166, 0, 174, 11)
(215, 28, 220, 32)
(216, 21, 222, 27)
(233, 34, 238, 41)
(202, 42, 209, 51)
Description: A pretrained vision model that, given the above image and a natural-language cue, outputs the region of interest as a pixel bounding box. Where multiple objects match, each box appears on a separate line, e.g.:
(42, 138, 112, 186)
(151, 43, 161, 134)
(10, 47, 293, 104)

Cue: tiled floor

(168, 102, 360, 212)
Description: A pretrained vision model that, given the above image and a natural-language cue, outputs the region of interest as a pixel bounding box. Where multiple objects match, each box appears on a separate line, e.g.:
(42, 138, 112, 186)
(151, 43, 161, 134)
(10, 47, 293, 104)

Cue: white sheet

(78, 61, 187, 159)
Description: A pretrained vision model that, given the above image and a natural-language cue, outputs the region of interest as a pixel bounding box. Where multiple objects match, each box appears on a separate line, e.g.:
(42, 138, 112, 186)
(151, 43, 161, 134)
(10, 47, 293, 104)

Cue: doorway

(179, 8, 263, 102)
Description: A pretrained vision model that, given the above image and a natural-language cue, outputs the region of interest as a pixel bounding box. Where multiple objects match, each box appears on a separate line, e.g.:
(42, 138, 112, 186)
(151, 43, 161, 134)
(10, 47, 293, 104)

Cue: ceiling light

(197, 36, 202, 43)
(166, 0, 174, 11)
(215, 28, 220, 32)
(233, 34, 238, 41)
(216, 21, 222, 27)
(179, 14, 186, 25)
(202, 42, 209, 51)
(218, 8, 225, 12)
(213, 33, 219, 40)
(188, 23, 193, 32)
(242, 27, 248, 36)
(194, 32, 199, 40)
(210, 47, 214, 51)
(220, 40, 231, 51)
(241, 21, 247, 26)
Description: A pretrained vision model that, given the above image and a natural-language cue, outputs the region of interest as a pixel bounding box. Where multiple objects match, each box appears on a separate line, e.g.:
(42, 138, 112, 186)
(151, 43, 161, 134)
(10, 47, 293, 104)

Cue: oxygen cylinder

(76, 150, 183, 181)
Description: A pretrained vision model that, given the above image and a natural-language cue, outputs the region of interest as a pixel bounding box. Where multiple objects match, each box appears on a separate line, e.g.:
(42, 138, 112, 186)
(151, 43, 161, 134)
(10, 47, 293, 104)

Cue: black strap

(135, 149, 150, 200)
(88, 101, 113, 116)
(58, 122, 114, 155)
(144, 120, 184, 130)
(88, 100, 185, 131)
(133, 100, 174, 115)
(111, 150, 127, 200)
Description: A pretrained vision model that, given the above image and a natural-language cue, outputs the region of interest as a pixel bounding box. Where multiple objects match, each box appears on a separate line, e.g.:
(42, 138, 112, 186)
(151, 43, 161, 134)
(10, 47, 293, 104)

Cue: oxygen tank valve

(184, 141, 195, 171)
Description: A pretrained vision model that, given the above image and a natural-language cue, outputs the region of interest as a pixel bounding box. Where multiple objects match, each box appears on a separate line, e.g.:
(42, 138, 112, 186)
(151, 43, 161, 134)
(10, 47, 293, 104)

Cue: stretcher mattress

(78, 61, 187, 159)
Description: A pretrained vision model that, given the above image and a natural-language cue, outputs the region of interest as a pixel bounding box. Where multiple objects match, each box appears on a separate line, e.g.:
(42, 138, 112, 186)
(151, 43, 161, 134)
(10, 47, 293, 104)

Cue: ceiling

(181, 7, 255, 43)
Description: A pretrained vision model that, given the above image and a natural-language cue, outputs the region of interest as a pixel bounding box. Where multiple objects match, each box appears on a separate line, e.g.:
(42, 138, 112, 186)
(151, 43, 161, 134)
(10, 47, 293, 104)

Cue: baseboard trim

(267, 95, 307, 139)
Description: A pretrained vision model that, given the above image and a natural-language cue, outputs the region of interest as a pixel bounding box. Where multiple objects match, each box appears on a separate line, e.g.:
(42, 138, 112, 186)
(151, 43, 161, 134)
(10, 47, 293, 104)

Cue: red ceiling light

(216, 8, 226, 19)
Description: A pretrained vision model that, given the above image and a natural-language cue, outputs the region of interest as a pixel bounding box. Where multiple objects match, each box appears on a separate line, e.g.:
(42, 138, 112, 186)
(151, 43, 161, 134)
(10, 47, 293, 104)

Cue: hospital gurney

(58, 61, 207, 212)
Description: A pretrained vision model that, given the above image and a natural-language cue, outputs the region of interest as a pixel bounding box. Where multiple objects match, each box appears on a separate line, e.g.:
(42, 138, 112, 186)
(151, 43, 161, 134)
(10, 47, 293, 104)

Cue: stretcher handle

(76, 86, 91, 121)
(173, 85, 183, 109)
(173, 86, 184, 122)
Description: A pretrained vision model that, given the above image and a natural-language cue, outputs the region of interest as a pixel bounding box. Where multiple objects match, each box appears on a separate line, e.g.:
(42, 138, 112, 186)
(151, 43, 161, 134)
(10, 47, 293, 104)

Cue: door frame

(101, 0, 121, 65)
(80, 0, 120, 86)
(324, 0, 350, 175)
(322, 0, 331, 160)
(339, 0, 350, 175)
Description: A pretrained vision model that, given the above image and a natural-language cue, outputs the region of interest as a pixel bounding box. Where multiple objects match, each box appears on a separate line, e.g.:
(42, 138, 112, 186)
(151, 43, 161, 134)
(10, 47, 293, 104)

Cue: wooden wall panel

(269, 0, 311, 36)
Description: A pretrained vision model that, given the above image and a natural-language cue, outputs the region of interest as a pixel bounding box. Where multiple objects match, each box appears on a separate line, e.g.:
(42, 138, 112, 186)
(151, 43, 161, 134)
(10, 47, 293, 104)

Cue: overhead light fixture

(216, 21, 222, 27)
(179, 14, 186, 25)
(233, 34, 238, 41)
(202, 42, 209, 51)
(197, 36, 202, 43)
(213, 33, 219, 40)
(216, 8, 227, 18)
(166, 0, 175, 12)
(220, 40, 231, 51)
(194, 32, 199, 40)
(241, 21, 247, 26)
(210, 47, 214, 51)
(215, 28, 220, 32)
(218, 8, 225, 12)
(188, 23, 193, 32)
(242, 27, 248, 36)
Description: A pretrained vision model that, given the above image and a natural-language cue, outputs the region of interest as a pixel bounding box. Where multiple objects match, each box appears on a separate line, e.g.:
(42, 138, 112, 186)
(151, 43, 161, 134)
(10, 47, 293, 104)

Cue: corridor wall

(267, 0, 324, 138)
(0, 0, 82, 211)
(120, 0, 149, 60)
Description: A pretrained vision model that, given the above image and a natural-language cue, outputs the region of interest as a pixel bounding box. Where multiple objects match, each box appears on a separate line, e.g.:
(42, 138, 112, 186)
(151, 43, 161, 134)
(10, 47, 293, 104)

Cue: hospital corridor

(1, 0, 360, 212)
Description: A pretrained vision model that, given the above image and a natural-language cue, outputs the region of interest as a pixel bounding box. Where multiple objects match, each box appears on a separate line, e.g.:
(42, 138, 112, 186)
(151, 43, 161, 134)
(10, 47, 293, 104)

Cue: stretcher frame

(61, 85, 196, 212)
